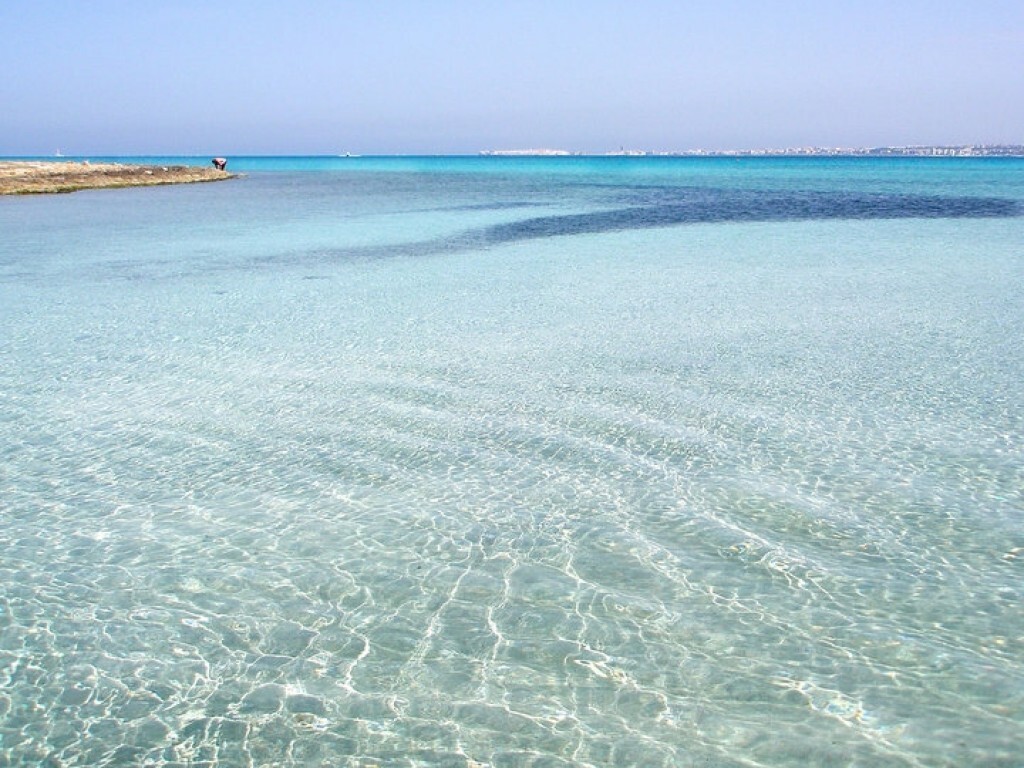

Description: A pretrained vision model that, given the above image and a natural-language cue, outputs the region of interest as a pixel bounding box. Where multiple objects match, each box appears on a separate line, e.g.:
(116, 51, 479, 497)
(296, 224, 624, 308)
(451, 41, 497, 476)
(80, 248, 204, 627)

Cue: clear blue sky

(2, 0, 1021, 155)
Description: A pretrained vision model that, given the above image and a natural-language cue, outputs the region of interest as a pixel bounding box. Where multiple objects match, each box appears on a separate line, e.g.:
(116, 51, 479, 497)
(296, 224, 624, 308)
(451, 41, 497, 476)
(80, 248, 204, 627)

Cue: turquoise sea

(1, 156, 1022, 767)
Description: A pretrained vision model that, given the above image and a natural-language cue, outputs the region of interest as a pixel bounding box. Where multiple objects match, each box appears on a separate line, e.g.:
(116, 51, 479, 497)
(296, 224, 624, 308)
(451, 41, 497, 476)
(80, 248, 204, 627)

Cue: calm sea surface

(1, 156, 1022, 766)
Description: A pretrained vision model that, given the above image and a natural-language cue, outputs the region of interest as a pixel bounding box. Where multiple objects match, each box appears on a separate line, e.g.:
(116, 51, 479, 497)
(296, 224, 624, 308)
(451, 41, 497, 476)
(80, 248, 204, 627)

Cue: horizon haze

(1, 0, 1022, 156)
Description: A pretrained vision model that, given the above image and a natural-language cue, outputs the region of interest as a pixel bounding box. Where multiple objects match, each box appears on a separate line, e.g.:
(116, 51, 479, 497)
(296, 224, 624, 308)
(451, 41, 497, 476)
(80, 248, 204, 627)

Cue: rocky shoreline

(0, 161, 233, 195)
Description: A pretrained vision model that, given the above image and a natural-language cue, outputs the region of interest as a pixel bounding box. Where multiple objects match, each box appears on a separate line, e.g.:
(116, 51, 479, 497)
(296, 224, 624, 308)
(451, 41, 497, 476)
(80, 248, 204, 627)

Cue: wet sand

(0, 161, 233, 195)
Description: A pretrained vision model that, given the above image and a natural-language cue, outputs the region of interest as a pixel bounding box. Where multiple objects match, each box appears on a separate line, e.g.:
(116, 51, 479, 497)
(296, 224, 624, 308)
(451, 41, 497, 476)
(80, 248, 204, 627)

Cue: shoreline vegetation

(0, 161, 233, 195)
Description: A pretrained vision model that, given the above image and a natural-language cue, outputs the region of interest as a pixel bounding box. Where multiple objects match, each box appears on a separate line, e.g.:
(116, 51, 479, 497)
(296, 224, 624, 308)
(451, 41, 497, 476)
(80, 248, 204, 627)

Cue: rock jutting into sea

(0, 161, 233, 195)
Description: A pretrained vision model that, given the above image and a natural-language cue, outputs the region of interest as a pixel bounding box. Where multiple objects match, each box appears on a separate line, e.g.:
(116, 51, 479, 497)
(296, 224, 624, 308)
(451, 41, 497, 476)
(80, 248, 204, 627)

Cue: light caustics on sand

(0, 156, 1022, 767)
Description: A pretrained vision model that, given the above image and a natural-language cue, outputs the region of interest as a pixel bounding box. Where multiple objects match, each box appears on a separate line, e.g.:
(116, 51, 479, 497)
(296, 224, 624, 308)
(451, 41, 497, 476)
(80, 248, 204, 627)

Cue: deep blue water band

(476, 189, 1019, 246)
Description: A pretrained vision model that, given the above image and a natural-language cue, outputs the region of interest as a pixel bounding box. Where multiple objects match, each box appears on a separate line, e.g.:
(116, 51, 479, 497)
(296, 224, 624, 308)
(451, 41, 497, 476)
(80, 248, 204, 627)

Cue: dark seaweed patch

(472, 190, 1019, 246)
(268, 188, 1022, 274)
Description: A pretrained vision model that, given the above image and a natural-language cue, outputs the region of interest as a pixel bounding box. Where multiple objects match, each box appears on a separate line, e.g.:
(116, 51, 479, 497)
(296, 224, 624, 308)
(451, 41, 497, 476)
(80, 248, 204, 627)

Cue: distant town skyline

(480, 145, 1024, 157)
(1, 1, 1021, 156)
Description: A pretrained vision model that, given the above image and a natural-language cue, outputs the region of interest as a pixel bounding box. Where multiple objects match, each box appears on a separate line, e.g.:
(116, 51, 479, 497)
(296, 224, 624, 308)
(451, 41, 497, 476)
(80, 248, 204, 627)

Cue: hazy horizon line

(4, 142, 1024, 160)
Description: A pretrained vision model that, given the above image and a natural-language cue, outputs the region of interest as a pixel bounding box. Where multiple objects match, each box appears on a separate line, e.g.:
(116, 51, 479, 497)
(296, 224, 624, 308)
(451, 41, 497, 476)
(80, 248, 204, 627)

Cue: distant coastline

(480, 149, 573, 156)
(481, 144, 1024, 157)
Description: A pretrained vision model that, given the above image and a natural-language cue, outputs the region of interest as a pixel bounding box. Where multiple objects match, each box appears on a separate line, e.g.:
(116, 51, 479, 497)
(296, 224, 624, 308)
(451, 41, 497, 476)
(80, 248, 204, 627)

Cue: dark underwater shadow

(467, 188, 1020, 247)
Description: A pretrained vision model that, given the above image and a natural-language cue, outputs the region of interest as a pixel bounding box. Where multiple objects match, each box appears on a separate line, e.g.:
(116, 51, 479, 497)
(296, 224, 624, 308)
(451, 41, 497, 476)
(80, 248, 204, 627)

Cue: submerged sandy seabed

(0, 160, 233, 195)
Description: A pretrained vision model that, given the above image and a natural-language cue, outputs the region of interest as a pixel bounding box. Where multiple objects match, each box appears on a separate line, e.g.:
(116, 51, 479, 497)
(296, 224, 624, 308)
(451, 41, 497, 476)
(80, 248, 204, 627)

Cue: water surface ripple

(1, 157, 1022, 767)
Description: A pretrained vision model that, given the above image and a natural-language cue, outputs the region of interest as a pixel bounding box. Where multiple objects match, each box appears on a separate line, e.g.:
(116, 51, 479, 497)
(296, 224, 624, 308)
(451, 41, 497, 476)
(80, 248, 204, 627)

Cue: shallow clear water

(1, 157, 1022, 766)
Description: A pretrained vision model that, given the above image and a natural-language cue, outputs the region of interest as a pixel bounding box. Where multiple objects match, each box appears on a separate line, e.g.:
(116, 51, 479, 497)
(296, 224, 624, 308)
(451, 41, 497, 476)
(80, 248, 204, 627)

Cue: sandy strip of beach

(0, 160, 233, 195)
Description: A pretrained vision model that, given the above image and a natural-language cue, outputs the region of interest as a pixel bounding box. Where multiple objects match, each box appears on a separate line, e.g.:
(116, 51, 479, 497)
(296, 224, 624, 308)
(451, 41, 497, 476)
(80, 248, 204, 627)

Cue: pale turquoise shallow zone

(1, 157, 1022, 767)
